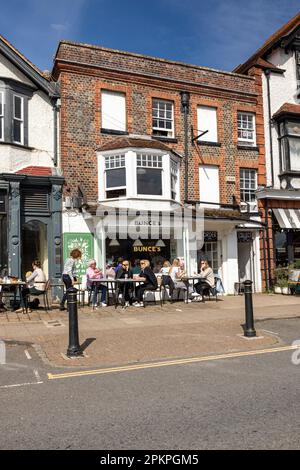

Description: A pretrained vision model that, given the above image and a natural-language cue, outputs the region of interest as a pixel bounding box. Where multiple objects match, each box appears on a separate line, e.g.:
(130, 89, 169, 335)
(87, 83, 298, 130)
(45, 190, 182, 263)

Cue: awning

(273, 208, 300, 229)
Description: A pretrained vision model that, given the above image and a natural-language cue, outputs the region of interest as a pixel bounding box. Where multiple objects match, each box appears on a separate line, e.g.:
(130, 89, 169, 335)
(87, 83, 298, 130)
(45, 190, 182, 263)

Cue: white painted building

(0, 35, 63, 288)
(236, 12, 300, 283)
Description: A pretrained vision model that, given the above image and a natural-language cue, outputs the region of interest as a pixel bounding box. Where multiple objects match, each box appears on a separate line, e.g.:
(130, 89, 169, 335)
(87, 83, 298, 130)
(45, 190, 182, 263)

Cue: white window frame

(170, 159, 179, 200)
(240, 168, 257, 203)
(197, 105, 218, 143)
(237, 112, 256, 147)
(101, 90, 126, 132)
(13, 94, 24, 145)
(152, 99, 174, 138)
(104, 154, 126, 197)
(136, 153, 163, 196)
(0, 91, 4, 142)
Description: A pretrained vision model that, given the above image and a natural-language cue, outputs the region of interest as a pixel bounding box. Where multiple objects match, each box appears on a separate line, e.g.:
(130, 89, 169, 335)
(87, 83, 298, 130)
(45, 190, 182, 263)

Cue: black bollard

(67, 287, 83, 357)
(243, 280, 256, 338)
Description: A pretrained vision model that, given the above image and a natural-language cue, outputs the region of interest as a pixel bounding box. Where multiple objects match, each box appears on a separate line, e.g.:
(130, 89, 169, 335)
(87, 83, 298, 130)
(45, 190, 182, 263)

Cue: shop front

(0, 173, 64, 297)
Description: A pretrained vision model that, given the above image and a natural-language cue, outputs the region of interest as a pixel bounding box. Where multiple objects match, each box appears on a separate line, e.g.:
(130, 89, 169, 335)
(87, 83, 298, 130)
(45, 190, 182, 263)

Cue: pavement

(1, 293, 300, 369)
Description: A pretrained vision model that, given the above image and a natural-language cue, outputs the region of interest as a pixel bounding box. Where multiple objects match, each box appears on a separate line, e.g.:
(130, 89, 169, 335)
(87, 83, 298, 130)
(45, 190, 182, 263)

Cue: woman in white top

(18, 260, 46, 312)
(169, 258, 186, 288)
(160, 260, 171, 275)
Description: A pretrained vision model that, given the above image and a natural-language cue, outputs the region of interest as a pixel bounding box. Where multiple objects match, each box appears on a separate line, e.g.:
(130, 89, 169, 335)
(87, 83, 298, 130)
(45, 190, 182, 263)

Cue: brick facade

(54, 41, 263, 209)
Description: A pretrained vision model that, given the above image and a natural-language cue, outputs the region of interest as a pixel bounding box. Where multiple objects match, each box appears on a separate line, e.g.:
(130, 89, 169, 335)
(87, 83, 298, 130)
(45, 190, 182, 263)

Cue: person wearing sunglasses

(116, 260, 134, 306)
(133, 259, 158, 307)
(192, 259, 215, 301)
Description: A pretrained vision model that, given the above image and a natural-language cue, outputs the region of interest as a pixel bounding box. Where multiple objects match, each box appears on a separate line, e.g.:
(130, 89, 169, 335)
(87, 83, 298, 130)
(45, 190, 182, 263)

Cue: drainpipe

(265, 198, 273, 290)
(265, 70, 275, 188)
(181, 91, 190, 202)
(52, 98, 60, 167)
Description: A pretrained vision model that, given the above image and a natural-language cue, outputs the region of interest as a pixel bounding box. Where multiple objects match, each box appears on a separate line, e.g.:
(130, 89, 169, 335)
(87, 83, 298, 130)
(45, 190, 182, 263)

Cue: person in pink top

(86, 259, 108, 308)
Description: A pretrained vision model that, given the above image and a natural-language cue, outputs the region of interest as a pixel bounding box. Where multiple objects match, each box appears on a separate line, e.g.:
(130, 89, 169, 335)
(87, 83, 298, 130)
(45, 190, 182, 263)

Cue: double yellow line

(47, 344, 300, 381)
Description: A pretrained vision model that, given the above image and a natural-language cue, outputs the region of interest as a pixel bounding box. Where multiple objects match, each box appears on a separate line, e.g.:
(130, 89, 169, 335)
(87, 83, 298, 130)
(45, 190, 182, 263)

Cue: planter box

(282, 287, 290, 295)
(274, 286, 282, 294)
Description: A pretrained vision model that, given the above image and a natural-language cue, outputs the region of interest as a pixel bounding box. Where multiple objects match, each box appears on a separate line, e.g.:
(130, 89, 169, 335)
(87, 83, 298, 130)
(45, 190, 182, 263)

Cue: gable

(0, 52, 34, 86)
(0, 35, 58, 98)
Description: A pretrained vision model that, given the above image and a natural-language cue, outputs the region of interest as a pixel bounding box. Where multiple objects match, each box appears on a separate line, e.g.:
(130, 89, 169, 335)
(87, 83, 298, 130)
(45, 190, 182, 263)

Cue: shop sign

(204, 231, 218, 242)
(63, 232, 94, 278)
(133, 246, 162, 253)
(237, 231, 253, 243)
(134, 219, 162, 227)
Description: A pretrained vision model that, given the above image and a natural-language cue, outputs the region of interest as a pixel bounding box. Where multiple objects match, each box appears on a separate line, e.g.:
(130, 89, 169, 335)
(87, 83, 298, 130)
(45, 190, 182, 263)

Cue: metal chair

(142, 285, 163, 307)
(27, 280, 51, 312)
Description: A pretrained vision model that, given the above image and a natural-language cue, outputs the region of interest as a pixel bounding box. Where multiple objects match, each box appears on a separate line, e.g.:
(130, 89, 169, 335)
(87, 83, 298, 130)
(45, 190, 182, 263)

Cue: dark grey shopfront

(0, 173, 64, 296)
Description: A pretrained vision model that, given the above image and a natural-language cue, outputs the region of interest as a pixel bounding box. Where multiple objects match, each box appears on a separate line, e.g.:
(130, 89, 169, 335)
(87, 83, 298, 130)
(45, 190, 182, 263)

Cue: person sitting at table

(160, 260, 171, 275)
(116, 260, 134, 306)
(106, 263, 116, 279)
(17, 260, 46, 313)
(131, 259, 141, 275)
(133, 259, 158, 307)
(86, 259, 108, 308)
(192, 259, 215, 301)
(60, 248, 82, 311)
(169, 258, 186, 292)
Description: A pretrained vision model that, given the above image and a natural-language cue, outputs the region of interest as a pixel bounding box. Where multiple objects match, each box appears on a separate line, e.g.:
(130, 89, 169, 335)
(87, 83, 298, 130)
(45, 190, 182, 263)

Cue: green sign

(63, 232, 94, 279)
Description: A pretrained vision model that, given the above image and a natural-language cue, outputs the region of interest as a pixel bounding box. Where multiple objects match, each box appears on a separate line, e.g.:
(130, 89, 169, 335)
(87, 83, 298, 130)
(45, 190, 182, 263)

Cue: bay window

(13, 95, 24, 144)
(170, 159, 178, 200)
(99, 149, 180, 201)
(105, 154, 126, 198)
(279, 120, 300, 172)
(0, 91, 4, 141)
(137, 154, 163, 195)
(0, 79, 30, 146)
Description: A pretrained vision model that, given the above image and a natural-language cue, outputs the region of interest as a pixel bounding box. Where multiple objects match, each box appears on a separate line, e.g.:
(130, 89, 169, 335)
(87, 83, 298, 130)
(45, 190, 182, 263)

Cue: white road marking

(261, 329, 279, 336)
(33, 369, 41, 382)
(24, 349, 32, 360)
(0, 381, 43, 390)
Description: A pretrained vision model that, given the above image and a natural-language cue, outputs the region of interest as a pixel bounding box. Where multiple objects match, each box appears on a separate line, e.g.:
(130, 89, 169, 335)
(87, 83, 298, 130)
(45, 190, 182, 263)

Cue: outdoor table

(0, 281, 27, 313)
(181, 276, 202, 303)
(89, 278, 143, 308)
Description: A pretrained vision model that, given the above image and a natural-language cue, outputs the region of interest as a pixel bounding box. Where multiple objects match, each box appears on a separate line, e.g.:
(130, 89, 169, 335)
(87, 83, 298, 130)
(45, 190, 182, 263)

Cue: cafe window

(279, 120, 300, 172)
(105, 154, 126, 198)
(152, 99, 174, 138)
(137, 153, 163, 196)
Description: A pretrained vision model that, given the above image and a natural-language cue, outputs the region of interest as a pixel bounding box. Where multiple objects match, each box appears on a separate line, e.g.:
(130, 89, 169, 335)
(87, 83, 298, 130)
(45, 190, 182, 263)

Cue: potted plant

(274, 266, 289, 294)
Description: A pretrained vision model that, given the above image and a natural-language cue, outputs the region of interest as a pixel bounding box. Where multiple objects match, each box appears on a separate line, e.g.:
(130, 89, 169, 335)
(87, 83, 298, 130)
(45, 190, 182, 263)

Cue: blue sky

(0, 0, 299, 72)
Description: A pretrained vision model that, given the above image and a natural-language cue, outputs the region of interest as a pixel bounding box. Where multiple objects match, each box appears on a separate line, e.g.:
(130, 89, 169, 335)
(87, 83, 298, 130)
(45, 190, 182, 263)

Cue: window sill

(0, 141, 33, 150)
(196, 141, 221, 147)
(101, 128, 129, 136)
(237, 145, 259, 151)
(151, 135, 178, 144)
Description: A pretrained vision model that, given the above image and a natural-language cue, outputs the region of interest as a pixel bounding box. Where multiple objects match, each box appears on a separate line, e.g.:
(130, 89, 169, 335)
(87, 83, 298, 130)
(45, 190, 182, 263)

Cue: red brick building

(53, 41, 265, 293)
